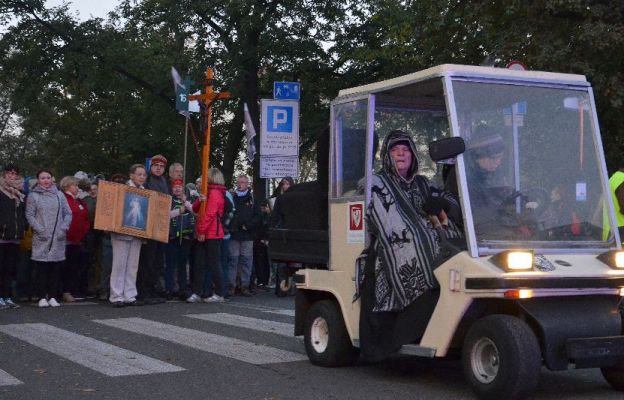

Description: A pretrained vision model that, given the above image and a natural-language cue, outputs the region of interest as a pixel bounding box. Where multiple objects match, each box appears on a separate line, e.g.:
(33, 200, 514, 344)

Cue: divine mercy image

(122, 192, 148, 231)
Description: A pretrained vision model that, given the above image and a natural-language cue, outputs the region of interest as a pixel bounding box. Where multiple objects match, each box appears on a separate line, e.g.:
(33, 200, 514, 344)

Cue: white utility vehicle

(269, 64, 624, 400)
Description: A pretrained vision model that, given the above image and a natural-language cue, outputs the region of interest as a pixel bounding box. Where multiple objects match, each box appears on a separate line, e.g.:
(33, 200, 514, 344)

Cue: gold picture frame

(94, 181, 172, 243)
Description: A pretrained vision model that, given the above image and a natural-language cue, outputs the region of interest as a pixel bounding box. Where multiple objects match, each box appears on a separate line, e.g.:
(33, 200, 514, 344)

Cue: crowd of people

(0, 155, 295, 309)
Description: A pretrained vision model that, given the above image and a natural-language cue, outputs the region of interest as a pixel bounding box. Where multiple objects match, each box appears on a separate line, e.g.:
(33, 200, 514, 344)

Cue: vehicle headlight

(597, 250, 624, 269)
(490, 250, 534, 272)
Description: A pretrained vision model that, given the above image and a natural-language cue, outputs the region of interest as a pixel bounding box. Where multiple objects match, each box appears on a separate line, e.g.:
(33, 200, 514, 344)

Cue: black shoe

(111, 301, 125, 308)
(153, 296, 166, 304)
(143, 297, 158, 305)
(124, 299, 143, 306)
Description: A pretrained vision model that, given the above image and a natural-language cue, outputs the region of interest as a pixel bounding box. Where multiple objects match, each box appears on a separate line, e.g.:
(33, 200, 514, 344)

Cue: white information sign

(260, 156, 299, 178)
(260, 99, 299, 157)
(347, 201, 365, 244)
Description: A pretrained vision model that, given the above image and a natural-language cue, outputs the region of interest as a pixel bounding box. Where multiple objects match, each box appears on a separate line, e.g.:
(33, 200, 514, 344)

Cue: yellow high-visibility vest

(603, 171, 624, 241)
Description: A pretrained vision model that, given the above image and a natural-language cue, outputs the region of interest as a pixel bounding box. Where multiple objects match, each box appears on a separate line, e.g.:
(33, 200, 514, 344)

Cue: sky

(45, 0, 120, 20)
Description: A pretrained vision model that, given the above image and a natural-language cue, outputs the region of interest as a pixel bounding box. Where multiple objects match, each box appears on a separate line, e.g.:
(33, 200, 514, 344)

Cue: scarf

(366, 171, 463, 312)
(0, 174, 25, 205)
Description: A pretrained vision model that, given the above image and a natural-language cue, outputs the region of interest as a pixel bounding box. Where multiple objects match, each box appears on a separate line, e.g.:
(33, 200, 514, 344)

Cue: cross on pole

(189, 68, 230, 221)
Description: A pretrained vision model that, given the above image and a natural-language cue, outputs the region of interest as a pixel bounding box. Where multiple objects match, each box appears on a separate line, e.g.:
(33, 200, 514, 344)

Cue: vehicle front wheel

(304, 300, 359, 367)
(601, 363, 624, 391)
(462, 315, 541, 400)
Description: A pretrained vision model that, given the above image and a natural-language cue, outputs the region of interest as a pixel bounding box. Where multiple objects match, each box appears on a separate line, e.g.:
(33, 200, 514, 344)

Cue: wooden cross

(189, 68, 230, 220)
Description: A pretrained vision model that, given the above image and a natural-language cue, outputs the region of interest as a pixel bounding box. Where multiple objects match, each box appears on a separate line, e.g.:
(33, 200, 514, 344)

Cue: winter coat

(230, 190, 261, 242)
(26, 185, 72, 262)
(195, 184, 226, 240)
(145, 174, 170, 194)
(0, 189, 26, 242)
(64, 192, 90, 244)
(169, 197, 195, 240)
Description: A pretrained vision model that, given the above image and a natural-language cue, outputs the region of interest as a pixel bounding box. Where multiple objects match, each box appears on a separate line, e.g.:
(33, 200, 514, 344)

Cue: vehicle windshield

(452, 79, 615, 251)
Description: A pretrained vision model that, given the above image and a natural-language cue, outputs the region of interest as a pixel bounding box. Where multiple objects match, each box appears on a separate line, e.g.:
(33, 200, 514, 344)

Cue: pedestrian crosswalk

(0, 323, 185, 377)
(93, 317, 306, 364)
(0, 306, 304, 388)
(0, 368, 22, 386)
(187, 313, 296, 338)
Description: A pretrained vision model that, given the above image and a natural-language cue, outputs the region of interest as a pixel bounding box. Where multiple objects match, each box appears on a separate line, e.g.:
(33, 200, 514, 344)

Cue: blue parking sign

(267, 106, 293, 133)
(260, 99, 299, 157)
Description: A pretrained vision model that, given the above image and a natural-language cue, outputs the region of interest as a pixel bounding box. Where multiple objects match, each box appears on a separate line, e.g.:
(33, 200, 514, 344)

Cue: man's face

(151, 162, 165, 177)
(89, 184, 98, 198)
(236, 176, 249, 191)
(389, 143, 413, 177)
(476, 153, 503, 172)
(171, 166, 183, 180)
(4, 170, 18, 180)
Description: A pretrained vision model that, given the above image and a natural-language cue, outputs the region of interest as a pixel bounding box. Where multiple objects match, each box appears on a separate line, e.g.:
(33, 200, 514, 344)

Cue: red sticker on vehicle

(349, 203, 363, 231)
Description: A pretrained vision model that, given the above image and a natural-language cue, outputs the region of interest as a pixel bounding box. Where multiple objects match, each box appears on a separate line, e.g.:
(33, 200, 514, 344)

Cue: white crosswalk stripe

(186, 313, 296, 338)
(263, 309, 295, 317)
(0, 323, 185, 377)
(0, 369, 22, 386)
(93, 317, 306, 365)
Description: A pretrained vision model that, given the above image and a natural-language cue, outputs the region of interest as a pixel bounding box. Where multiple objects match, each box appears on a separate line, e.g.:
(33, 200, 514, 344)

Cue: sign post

(259, 99, 300, 178)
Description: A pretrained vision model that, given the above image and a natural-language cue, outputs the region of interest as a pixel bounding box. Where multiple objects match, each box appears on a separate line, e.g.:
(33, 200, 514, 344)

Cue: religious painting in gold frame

(94, 181, 172, 243)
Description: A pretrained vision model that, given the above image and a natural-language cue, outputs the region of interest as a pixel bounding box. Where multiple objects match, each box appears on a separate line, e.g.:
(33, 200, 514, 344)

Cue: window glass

(331, 100, 368, 197)
(373, 106, 450, 186)
(452, 80, 612, 249)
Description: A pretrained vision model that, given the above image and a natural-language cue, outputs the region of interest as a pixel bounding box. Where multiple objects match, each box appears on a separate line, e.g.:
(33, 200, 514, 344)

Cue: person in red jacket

(187, 168, 227, 303)
(60, 176, 90, 303)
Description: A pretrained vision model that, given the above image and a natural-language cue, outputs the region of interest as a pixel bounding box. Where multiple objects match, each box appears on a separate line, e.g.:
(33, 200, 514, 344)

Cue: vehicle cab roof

(336, 64, 589, 100)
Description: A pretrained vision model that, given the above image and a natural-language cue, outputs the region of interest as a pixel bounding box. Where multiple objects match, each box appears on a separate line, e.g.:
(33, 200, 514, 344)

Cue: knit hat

(468, 126, 504, 158)
(151, 154, 168, 166)
(171, 179, 184, 187)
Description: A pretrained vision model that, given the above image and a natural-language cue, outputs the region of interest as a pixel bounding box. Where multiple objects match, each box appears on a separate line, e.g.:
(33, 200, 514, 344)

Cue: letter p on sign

(267, 106, 293, 133)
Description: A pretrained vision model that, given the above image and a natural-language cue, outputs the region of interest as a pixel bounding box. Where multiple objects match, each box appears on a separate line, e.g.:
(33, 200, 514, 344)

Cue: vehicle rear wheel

(601, 363, 624, 391)
(462, 315, 541, 400)
(275, 265, 292, 297)
(304, 300, 359, 367)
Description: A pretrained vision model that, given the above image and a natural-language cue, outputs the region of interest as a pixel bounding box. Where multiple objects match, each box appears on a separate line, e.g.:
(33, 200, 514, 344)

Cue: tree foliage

(1, 0, 623, 188)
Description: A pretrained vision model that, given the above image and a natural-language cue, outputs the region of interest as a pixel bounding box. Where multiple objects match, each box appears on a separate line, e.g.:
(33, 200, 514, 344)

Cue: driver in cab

(464, 126, 537, 239)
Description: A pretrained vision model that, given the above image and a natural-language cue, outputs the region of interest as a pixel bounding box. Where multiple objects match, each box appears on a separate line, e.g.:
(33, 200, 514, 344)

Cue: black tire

(601, 364, 624, 391)
(304, 300, 359, 367)
(462, 315, 541, 400)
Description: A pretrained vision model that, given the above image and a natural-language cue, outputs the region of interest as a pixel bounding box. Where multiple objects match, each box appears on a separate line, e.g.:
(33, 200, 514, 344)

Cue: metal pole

(180, 115, 189, 245)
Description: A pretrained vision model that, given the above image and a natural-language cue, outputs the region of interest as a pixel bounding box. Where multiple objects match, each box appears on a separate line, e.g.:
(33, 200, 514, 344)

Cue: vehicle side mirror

(429, 137, 466, 162)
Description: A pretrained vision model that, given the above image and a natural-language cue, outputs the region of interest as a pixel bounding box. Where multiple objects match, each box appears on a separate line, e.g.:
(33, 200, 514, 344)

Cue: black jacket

(0, 191, 26, 241)
(230, 191, 261, 241)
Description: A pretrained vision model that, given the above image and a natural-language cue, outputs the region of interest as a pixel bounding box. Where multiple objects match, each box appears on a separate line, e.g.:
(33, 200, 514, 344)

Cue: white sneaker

(186, 293, 201, 303)
(204, 294, 225, 303)
(4, 298, 19, 309)
(0, 298, 8, 310)
(38, 298, 49, 308)
(48, 298, 60, 307)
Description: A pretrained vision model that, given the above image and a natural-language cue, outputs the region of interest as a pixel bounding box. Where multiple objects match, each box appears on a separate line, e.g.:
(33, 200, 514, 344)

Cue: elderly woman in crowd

(359, 130, 463, 360)
(26, 169, 73, 308)
(60, 176, 90, 303)
(109, 164, 146, 307)
(0, 164, 27, 309)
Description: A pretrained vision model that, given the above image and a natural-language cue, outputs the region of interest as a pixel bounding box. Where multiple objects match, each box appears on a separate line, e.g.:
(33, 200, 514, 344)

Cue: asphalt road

(0, 292, 621, 400)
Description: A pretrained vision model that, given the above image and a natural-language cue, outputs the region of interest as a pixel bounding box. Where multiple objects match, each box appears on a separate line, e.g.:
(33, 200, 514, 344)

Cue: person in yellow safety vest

(603, 167, 624, 242)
